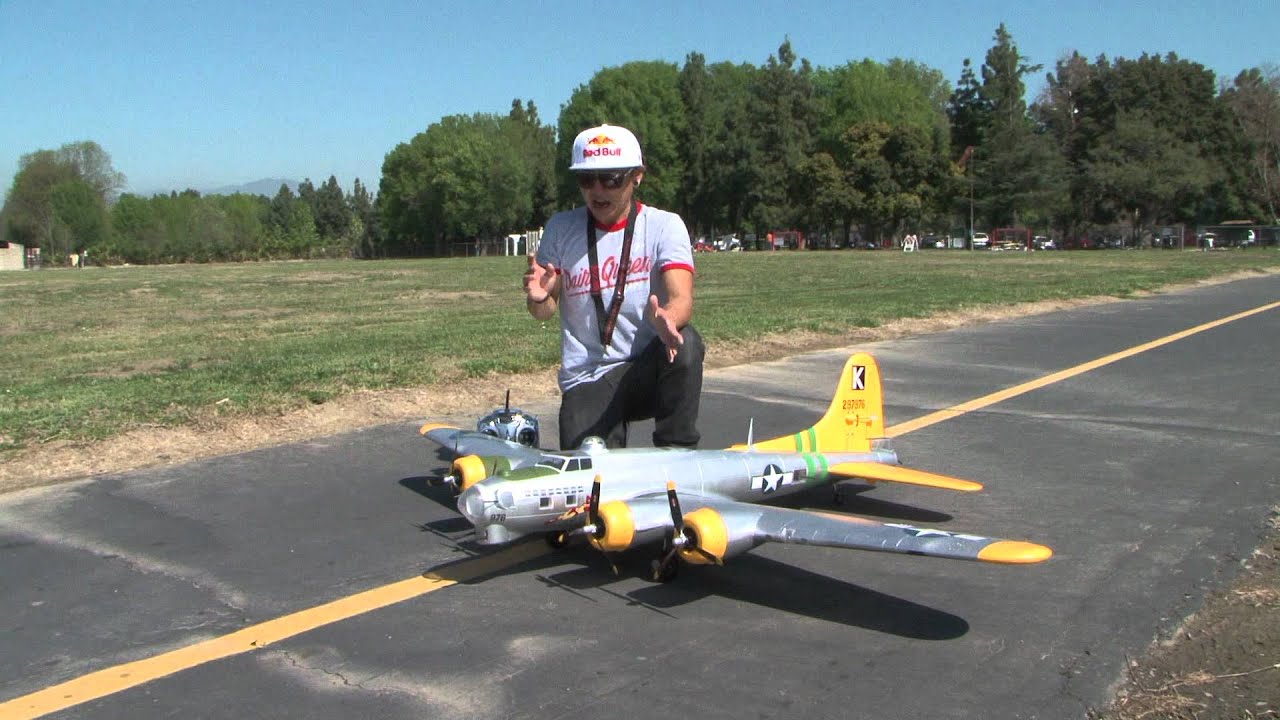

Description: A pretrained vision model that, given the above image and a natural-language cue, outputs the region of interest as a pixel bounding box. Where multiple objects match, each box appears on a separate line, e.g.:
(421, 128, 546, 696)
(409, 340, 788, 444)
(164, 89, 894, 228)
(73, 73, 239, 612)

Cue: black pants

(559, 326, 704, 449)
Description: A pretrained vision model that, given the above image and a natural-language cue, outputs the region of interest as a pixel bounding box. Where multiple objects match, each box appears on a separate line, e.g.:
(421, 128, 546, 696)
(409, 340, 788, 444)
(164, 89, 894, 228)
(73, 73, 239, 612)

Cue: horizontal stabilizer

(829, 462, 984, 492)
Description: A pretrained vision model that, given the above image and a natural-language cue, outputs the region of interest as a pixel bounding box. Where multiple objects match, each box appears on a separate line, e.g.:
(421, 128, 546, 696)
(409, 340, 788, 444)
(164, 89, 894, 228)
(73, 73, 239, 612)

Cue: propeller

(434, 433, 464, 493)
(650, 481, 719, 582)
(579, 475, 620, 575)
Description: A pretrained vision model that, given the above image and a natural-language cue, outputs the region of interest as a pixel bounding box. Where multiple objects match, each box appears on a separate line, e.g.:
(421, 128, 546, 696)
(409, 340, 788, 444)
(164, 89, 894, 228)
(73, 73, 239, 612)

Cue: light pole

(968, 174, 975, 251)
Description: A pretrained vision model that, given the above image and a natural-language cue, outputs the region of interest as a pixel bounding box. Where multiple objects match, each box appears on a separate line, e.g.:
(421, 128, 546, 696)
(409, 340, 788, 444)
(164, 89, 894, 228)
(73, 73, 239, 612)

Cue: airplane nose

(458, 485, 489, 525)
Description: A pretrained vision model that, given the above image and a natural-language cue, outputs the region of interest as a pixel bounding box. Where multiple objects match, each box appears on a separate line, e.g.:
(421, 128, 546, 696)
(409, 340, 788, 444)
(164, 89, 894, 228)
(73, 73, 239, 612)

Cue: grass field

(2, 248, 1277, 455)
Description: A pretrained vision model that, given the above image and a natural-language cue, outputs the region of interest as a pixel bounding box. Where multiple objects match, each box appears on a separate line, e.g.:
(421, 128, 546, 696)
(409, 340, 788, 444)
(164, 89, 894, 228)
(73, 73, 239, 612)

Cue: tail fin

(733, 353, 885, 453)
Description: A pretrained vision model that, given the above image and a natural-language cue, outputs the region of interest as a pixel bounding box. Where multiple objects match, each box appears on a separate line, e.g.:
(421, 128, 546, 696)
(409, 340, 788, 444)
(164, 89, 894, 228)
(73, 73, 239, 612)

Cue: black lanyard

(585, 201, 639, 347)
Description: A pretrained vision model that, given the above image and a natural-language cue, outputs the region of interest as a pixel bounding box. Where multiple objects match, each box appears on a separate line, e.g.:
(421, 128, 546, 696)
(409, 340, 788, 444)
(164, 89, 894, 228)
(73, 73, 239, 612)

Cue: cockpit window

(534, 455, 568, 472)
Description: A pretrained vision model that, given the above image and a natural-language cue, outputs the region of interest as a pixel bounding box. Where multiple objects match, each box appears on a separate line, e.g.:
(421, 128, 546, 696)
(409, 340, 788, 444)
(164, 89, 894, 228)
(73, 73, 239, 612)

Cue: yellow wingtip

(419, 422, 460, 436)
(977, 541, 1054, 564)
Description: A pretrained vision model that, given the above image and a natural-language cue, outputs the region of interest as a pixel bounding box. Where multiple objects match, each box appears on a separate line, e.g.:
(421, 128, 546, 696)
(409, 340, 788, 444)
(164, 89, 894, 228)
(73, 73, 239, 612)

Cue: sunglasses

(576, 170, 631, 190)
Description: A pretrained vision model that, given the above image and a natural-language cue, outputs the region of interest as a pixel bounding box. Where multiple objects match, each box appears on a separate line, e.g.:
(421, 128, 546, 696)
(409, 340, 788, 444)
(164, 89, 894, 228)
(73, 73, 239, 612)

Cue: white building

(0, 241, 29, 271)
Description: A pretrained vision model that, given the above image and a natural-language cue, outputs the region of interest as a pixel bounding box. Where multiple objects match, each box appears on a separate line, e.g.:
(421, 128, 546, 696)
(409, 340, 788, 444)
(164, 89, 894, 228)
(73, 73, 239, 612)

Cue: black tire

(545, 531, 570, 550)
(650, 557, 679, 583)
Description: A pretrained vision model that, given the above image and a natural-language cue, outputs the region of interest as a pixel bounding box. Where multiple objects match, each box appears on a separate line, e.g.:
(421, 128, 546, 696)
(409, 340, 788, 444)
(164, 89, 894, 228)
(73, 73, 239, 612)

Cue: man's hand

(648, 295, 683, 363)
(524, 255, 557, 303)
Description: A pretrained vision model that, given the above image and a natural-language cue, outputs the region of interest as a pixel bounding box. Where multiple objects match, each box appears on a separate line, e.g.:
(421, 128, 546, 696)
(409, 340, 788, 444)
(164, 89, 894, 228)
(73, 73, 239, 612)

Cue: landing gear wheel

(651, 556, 679, 583)
(545, 531, 570, 549)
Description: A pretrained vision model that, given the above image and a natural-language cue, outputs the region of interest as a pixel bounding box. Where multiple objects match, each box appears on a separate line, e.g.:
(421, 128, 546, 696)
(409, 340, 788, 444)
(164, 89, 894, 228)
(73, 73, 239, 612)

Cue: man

(523, 123, 703, 450)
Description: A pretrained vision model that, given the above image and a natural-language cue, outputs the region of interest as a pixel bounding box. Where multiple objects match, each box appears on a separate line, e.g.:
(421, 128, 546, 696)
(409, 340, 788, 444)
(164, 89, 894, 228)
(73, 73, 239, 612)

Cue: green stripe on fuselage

(802, 453, 829, 484)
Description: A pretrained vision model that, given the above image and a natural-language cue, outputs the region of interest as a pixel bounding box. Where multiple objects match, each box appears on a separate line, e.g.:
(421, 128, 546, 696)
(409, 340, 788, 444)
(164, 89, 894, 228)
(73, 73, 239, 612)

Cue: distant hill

(204, 178, 301, 197)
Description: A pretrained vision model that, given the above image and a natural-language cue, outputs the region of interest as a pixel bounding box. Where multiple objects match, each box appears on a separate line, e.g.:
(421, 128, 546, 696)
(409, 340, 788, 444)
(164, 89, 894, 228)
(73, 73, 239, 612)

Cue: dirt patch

(83, 357, 182, 379)
(1093, 509, 1280, 720)
(395, 290, 497, 303)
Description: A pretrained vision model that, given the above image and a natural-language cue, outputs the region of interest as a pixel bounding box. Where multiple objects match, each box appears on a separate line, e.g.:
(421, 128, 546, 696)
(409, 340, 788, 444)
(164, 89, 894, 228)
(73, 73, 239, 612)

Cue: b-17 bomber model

(420, 353, 1052, 582)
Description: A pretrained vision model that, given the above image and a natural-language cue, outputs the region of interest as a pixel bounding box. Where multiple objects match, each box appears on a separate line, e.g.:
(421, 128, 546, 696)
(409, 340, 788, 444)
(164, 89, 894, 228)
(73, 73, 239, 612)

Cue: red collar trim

(593, 203, 643, 232)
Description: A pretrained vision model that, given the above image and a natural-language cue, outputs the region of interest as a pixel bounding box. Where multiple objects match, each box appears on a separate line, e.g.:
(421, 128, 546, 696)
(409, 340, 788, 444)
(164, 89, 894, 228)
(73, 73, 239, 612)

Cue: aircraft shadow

(398, 475, 465, 513)
(427, 542, 968, 640)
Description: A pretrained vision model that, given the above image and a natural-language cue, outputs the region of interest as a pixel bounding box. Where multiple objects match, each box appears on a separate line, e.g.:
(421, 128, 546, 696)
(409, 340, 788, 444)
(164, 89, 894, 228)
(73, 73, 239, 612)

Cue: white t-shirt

(537, 204, 693, 390)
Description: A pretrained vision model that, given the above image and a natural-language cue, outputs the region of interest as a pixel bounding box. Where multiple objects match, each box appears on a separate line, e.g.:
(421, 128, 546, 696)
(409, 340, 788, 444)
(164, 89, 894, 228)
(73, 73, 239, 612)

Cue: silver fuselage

(457, 446, 899, 544)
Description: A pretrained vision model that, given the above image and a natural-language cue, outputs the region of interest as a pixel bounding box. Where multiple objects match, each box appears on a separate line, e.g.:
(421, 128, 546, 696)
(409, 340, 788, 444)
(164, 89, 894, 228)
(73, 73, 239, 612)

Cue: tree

(744, 39, 819, 233)
(948, 58, 990, 156)
(1223, 65, 1280, 222)
(107, 194, 165, 263)
(811, 121, 949, 241)
(2, 141, 126, 262)
(506, 99, 557, 229)
(2, 151, 75, 252)
(380, 112, 544, 255)
(50, 178, 111, 252)
(348, 178, 381, 258)
(815, 57, 953, 232)
(677, 55, 755, 237)
(54, 141, 127, 202)
(1081, 110, 1212, 233)
(980, 23, 1042, 133)
(816, 58, 950, 149)
(956, 24, 1063, 231)
(312, 175, 352, 245)
(267, 184, 319, 256)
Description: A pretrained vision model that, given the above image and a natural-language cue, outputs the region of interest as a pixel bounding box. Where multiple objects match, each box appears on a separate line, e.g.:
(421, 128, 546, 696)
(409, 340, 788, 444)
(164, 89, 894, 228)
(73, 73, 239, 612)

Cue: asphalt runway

(1, 273, 1276, 719)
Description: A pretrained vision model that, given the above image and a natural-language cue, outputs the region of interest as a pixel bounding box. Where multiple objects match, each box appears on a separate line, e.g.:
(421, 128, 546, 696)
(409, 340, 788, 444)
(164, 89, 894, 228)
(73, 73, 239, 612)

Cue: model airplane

(419, 352, 1052, 582)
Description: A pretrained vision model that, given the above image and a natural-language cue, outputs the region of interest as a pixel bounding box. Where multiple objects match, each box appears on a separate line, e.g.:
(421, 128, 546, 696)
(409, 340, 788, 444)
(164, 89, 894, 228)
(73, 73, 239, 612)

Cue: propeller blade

(582, 475, 618, 575)
(588, 474, 603, 529)
(665, 480, 683, 531)
(690, 546, 723, 566)
(651, 481, 689, 581)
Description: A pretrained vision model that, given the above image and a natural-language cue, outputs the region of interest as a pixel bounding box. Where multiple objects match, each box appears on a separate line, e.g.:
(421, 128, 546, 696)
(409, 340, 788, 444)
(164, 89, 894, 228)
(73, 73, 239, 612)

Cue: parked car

(1034, 236, 1055, 250)
(713, 235, 742, 252)
(921, 234, 945, 249)
(971, 232, 990, 249)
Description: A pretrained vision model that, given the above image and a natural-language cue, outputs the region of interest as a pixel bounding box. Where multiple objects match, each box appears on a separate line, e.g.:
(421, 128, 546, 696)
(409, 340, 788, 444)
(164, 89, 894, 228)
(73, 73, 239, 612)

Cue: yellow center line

(0, 542, 550, 720)
(886, 300, 1280, 437)
(3, 298, 1276, 719)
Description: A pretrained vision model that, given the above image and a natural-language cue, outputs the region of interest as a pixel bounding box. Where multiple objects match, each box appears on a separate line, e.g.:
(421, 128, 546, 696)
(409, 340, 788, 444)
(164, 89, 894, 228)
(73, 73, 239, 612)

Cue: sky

(2, 0, 1276, 199)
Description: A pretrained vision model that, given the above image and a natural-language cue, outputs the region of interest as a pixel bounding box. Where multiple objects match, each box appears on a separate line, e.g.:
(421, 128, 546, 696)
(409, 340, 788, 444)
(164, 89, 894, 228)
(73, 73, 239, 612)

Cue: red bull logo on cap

(582, 134, 622, 159)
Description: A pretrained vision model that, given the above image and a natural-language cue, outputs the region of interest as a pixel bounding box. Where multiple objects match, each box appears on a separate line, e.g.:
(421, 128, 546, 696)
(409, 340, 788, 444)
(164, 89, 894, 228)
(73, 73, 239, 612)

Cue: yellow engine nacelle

(450, 455, 488, 494)
(678, 507, 731, 565)
(588, 500, 672, 553)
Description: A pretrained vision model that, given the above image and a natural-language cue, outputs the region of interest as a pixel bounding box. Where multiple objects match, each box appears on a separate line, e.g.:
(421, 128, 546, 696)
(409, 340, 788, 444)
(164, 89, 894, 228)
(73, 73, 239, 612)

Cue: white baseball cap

(569, 124, 643, 171)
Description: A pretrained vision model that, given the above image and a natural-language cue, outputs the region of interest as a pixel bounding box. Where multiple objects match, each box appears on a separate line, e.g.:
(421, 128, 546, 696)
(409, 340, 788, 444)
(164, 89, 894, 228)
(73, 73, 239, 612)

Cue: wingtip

(419, 422, 460, 436)
(977, 540, 1054, 564)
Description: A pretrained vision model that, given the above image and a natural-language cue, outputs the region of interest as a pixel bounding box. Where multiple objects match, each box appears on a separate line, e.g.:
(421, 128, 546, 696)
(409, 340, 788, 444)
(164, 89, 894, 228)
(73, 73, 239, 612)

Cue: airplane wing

(665, 497, 1050, 565)
(419, 423, 544, 463)
(828, 462, 984, 492)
